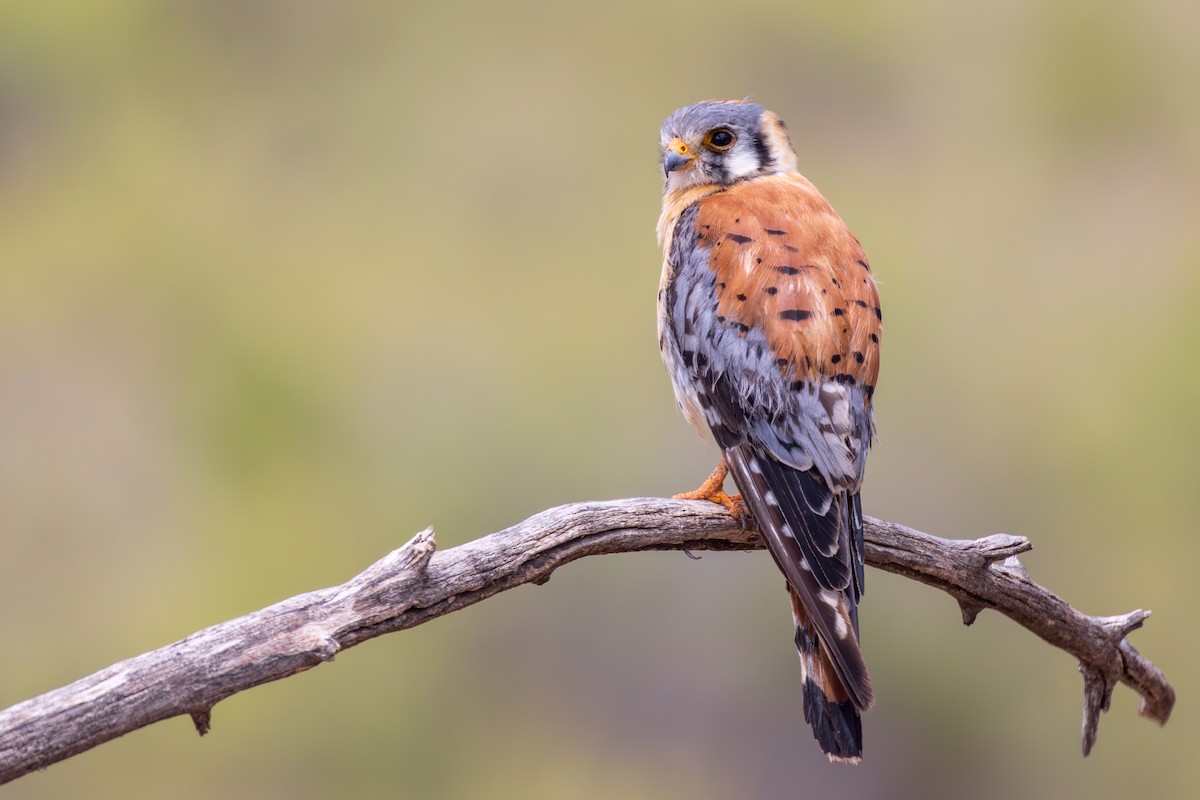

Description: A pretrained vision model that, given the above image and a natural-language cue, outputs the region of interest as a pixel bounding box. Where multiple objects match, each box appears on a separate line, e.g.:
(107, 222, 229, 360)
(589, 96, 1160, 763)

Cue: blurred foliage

(0, 1, 1197, 797)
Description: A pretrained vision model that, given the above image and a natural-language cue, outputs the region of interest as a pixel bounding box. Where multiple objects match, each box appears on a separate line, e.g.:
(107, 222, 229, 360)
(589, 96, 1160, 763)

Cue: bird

(655, 99, 881, 762)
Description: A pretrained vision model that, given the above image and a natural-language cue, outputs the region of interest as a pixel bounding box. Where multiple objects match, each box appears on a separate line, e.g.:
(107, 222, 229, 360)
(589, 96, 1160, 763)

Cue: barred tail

(790, 587, 864, 763)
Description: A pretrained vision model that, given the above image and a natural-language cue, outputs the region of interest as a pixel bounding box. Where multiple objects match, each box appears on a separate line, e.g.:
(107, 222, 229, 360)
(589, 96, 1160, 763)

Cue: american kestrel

(656, 100, 881, 762)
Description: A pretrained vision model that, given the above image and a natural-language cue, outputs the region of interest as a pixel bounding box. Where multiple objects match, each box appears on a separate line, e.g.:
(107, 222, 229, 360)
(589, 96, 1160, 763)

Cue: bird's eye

(704, 129, 736, 152)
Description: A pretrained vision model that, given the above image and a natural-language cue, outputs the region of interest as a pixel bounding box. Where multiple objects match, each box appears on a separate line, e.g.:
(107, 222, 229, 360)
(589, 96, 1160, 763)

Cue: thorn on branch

(373, 527, 438, 575)
(314, 635, 340, 662)
(1079, 662, 1115, 756)
(394, 527, 437, 572)
(190, 709, 212, 737)
(335, 527, 439, 603)
(958, 599, 983, 626)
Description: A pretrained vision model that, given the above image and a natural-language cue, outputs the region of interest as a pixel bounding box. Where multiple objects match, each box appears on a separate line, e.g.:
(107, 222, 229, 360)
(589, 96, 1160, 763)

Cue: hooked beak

(663, 136, 695, 176)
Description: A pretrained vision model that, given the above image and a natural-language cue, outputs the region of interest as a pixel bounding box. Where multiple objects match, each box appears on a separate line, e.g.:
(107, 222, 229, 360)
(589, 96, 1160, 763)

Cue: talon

(673, 460, 745, 520)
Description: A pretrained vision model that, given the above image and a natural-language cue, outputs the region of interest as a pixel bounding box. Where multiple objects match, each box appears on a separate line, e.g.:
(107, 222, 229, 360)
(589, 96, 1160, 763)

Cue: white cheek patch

(723, 144, 761, 180)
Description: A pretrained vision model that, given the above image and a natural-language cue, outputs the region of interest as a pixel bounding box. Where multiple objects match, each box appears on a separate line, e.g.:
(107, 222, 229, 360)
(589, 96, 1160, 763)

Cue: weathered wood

(0, 498, 1175, 784)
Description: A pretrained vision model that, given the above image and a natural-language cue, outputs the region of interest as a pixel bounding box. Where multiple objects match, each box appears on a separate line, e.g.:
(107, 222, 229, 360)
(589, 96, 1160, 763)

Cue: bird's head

(659, 99, 799, 193)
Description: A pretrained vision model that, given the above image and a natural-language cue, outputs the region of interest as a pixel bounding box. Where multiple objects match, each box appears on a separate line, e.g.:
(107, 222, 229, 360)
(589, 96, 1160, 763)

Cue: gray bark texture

(0, 498, 1176, 784)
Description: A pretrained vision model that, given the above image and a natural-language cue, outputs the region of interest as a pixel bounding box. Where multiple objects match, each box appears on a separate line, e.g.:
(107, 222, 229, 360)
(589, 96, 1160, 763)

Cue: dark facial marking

(751, 132, 773, 174)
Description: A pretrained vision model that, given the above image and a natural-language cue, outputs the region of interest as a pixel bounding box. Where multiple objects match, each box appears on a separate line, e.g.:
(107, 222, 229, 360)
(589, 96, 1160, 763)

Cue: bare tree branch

(0, 498, 1175, 784)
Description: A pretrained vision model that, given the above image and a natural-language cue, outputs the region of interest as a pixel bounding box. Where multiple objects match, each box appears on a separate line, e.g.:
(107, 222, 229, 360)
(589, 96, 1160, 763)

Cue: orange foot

(673, 459, 744, 519)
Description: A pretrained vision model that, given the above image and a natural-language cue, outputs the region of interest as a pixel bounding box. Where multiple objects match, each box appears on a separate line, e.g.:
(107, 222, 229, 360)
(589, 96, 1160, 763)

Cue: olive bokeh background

(1, 2, 1197, 798)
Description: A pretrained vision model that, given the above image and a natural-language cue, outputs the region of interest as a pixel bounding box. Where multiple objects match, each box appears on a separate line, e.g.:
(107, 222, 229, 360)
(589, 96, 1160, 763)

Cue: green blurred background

(1, 1, 1196, 797)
